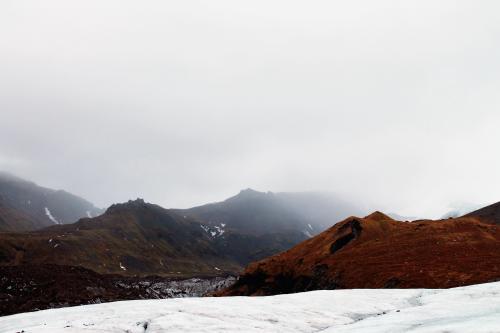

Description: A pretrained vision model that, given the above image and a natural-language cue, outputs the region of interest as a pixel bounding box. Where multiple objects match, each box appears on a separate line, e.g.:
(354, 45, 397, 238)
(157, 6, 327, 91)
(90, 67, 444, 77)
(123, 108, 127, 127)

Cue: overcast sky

(1, 1, 499, 218)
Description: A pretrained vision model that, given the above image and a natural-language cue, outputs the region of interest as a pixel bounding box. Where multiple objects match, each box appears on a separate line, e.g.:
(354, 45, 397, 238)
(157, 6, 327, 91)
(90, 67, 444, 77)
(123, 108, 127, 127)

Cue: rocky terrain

(0, 264, 235, 316)
(221, 211, 500, 296)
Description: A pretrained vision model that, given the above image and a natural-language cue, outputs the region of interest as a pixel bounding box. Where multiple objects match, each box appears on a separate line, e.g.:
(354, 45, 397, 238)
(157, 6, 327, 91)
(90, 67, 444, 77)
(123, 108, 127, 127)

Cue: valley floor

(2, 282, 500, 333)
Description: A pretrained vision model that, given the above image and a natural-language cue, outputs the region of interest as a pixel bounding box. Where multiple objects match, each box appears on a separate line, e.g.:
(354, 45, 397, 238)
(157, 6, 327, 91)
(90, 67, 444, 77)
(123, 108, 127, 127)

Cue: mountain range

(0, 173, 363, 277)
(3, 171, 500, 305)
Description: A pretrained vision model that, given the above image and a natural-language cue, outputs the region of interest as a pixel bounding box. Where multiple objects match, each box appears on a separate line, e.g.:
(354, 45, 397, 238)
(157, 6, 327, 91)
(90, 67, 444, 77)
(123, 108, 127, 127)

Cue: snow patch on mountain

(44, 207, 60, 224)
(200, 223, 226, 238)
(213, 224, 225, 236)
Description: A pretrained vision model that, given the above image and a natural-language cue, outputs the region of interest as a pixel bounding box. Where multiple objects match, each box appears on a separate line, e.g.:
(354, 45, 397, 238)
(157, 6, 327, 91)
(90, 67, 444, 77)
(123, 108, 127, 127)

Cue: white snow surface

(44, 207, 60, 224)
(2, 282, 500, 332)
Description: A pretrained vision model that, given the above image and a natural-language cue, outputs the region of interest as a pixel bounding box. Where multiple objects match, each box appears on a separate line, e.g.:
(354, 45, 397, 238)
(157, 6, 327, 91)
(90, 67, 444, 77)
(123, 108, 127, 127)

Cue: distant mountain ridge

(176, 188, 363, 237)
(0, 172, 103, 231)
(174, 189, 364, 265)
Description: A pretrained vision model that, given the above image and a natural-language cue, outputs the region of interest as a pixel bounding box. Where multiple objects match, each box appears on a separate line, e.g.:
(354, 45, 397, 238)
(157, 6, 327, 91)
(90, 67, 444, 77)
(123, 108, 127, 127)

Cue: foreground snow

(2, 282, 500, 332)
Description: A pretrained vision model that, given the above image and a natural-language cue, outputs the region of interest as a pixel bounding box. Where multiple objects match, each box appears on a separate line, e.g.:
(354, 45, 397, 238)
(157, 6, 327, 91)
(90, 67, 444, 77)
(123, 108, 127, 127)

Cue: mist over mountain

(175, 189, 364, 265)
(386, 212, 419, 221)
(177, 188, 364, 236)
(441, 202, 483, 219)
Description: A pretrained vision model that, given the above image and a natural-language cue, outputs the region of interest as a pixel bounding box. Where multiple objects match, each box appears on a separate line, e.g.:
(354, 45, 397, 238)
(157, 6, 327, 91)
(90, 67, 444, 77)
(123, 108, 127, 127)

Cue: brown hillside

(221, 213, 500, 296)
(0, 199, 241, 277)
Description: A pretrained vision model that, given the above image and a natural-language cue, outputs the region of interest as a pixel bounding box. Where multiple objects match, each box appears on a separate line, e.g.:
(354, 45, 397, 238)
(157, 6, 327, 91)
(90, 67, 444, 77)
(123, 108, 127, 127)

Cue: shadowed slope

(465, 201, 500, 225)
(0, 197, 42, 232)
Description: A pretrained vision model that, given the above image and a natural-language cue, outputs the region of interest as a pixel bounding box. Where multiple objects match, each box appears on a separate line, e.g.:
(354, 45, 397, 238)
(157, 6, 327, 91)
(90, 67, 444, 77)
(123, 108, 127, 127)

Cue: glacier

(1, 282, 500, 332)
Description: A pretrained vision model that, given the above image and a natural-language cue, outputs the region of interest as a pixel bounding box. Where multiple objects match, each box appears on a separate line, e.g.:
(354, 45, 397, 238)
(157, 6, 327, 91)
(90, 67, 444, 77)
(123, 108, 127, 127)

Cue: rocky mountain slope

(0, 172, 102, 231)
(221, 212, 500, 295)
(0, 199, 241, 277)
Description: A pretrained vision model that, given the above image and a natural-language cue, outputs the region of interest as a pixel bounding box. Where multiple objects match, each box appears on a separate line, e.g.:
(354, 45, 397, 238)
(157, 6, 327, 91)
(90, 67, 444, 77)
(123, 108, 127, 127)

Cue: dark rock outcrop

(0, 264, 236, 316)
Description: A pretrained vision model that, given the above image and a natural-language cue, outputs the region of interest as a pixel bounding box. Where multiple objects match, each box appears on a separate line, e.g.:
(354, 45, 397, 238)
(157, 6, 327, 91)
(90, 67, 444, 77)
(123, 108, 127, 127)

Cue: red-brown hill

(220, 212, 500, 295)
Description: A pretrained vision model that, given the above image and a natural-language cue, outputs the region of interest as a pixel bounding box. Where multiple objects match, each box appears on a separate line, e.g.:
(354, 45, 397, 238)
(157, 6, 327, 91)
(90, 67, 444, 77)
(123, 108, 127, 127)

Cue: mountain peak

(364, 211, 393, 221)
(226, 189, 271, 202)
(239, 188, 262, 195)
(106, 198, 148, 214)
